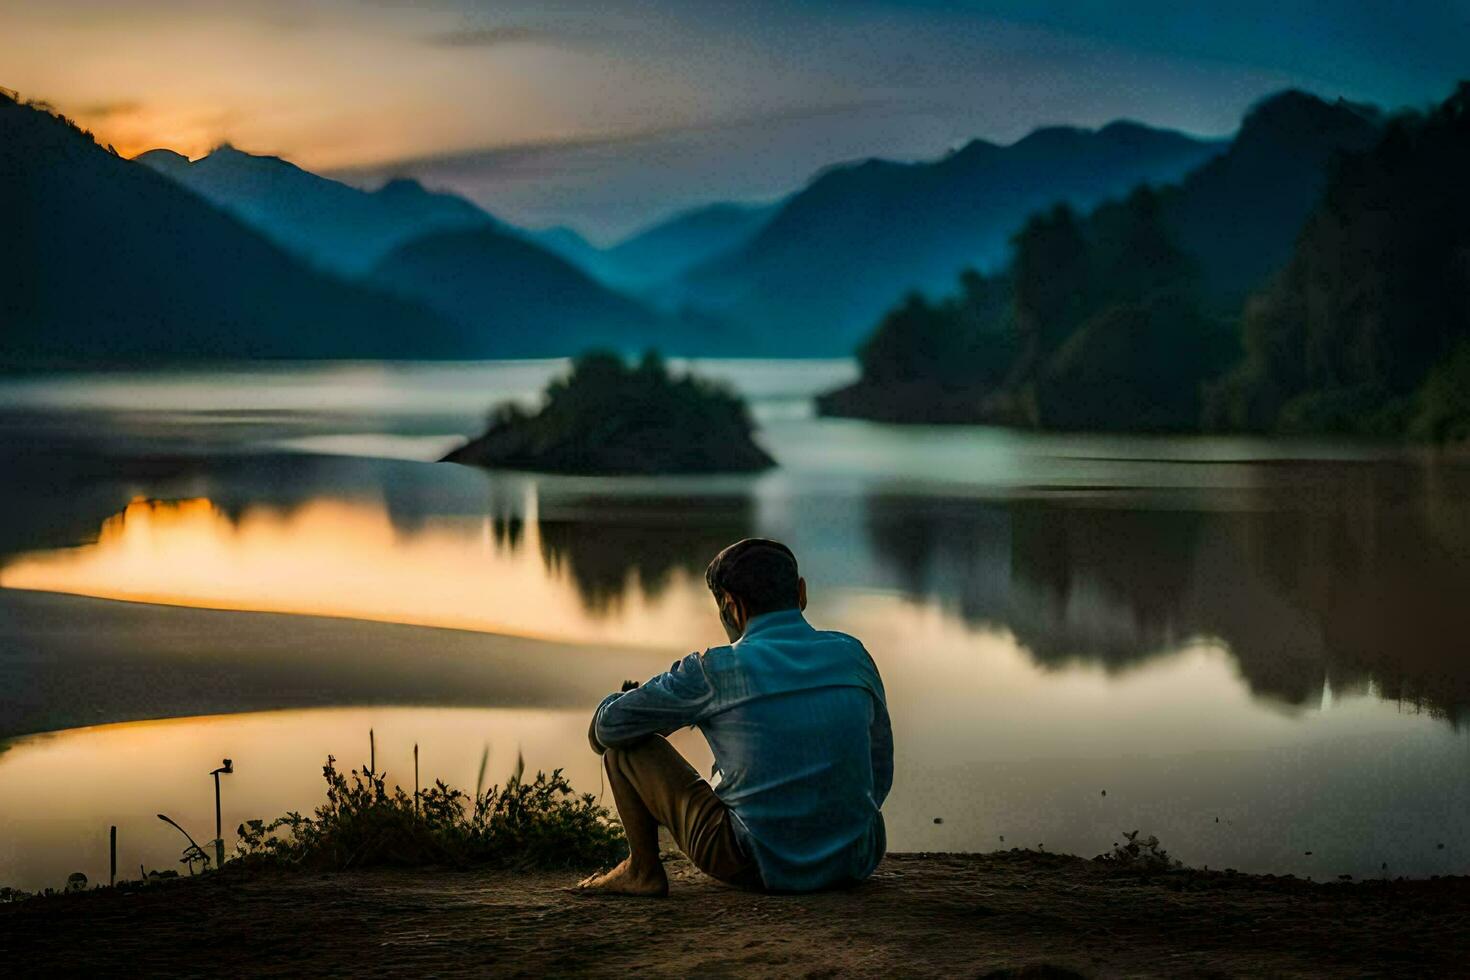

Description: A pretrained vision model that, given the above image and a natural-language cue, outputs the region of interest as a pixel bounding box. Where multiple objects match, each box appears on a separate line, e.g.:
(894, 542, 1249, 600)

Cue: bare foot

(577, 858, 669, 897)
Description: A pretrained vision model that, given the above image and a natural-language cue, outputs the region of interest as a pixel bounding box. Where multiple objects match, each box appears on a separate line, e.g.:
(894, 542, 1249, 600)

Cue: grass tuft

(234, 755, 625, 872)
(1094, 830, 1181, 873)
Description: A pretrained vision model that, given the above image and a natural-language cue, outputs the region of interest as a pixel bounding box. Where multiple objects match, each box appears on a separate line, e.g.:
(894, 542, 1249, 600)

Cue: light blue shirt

(593, 609, 893, 892)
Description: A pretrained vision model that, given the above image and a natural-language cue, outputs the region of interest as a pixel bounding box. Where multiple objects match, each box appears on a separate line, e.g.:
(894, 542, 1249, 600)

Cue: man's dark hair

(704, 538, 800, 616)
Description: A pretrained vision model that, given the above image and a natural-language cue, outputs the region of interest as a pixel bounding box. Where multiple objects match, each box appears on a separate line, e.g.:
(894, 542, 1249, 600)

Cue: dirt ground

(3, 850, 1468, 978)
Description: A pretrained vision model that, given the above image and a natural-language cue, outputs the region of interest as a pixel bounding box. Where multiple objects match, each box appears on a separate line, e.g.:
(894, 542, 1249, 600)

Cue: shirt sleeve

(593, 652, 715, 749)
(869, 694, 894, 806)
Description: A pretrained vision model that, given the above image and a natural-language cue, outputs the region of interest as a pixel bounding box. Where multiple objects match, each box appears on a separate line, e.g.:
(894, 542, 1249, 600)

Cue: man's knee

(602, 743, 626, 772)
(603, 735, 667, 774)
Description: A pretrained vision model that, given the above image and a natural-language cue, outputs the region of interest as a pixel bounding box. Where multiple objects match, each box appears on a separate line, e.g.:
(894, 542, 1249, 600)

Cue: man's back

(594, 609, 892, 892)
(700, 611, 892, 890)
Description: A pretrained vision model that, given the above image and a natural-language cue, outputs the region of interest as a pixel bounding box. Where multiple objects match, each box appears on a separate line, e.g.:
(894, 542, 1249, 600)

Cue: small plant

(235, 755, 625, 872)
(1096, 830, 1182, 873)
(156, 813, 214, 876)
(179, 842, 212, 876)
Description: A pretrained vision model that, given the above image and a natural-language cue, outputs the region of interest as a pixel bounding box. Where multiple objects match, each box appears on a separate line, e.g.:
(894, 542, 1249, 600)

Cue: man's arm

(870, 695, 894, 806)
(585, 679, 641, 753)
(587, 653, 713, 754)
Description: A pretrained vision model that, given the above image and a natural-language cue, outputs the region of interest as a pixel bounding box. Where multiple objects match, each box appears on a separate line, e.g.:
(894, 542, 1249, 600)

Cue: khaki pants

(602, 735, 763, 890)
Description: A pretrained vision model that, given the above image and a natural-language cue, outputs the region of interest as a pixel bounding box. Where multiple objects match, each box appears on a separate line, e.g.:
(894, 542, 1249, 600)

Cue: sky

(4, 0, 1467, 241)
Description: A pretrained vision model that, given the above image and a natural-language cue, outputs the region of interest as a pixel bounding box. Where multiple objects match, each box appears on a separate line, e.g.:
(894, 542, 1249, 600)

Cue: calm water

(1, 360, 1468, 891)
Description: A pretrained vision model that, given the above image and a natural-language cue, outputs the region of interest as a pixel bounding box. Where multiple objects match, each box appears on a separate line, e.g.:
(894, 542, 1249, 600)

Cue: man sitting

(579, 538, 893, 896)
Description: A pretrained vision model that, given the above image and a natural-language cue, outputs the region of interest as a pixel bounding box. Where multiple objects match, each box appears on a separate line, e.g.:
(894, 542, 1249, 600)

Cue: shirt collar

(739, 608, 810, 642)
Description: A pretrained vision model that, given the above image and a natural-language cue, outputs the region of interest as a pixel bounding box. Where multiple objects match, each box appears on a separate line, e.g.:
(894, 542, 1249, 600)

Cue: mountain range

(137, 145, 495, 276)
(676, 120, 1225, 354)
(1163, 91, 1382, 309)
(489, 203, 778, 300)
(136, 143, 777, 305)
(0, 92, 465, 362)
(135, 144, 692, 353)
(369, 228, 694, 357)
(592, 202, 780, 292)
(815, 88, 1404, 434)
(4, 84, 1391, 364)
(122, 116, 1233, 358)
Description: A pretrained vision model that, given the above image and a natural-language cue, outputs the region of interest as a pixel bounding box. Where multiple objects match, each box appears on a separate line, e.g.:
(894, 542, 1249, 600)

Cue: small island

(443, 351, 775, 475)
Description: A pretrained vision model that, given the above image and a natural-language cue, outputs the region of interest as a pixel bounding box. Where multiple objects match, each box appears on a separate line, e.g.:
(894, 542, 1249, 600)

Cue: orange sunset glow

(0, 495, 719, 651)
(65, 102, 239, 162)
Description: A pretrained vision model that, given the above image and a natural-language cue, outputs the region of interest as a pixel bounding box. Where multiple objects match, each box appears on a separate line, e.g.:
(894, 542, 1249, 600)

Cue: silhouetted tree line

(1208, 82, 1470, 437)
(818, 271, 1016, 423)
(821, 187, 1236, 431)
(822, 83, 1470, 440)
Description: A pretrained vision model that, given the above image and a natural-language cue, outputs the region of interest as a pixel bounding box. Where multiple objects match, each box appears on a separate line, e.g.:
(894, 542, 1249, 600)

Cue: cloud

(425, 25, 550, 48)
(342, 98, 893, 176)
(73, 100, 143, 119)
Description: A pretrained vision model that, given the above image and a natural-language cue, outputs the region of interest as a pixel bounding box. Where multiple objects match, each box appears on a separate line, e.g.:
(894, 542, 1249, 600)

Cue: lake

(1, 360, 1467, 892)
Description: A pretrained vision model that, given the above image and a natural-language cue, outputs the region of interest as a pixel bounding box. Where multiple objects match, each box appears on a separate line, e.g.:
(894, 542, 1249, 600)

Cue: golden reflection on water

(0, 495, 717, 650)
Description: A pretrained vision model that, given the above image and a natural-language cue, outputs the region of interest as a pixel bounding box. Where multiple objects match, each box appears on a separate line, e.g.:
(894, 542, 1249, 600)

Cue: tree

(1010, 204, 1089, 370)
(1216, 82, 1470, 435)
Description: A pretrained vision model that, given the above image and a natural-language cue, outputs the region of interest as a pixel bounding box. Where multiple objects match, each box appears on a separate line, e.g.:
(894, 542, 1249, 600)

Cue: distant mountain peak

(536, 224, 596, 247)
(1013, 119, 1201, 153)
(1014, 124, 1087, 145)
(681, 112, 1221, 353)
(806, 154, 908, 185)
(139, 141, 498, 275)
(376, 176, 429, 196)
(1217, 89, 1387, 172)
(199, 143, 297, 171)
(133, 147, 189, 170)
(1096, 119, 1195, 145)
(1242, 89, 1372, 134)
(1334, 96, 1386, 124)
(135, 147, 187, 162)
(1098, 119, 1152, 135)
(941, 137, 1002, 166)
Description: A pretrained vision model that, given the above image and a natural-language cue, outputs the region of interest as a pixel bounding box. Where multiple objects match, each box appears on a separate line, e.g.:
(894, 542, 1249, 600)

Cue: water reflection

(537, 497, 753, 612)
(0, 494, 722, 650)
(864, 468, 1470, 723)
(5, 361, 1468, 892)
(4, 465, 1470, 724)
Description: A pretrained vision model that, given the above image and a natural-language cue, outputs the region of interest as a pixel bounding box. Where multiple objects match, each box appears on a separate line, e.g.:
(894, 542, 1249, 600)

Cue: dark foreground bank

(0, 589, 675, 740)
(4, 850, 1468, 979)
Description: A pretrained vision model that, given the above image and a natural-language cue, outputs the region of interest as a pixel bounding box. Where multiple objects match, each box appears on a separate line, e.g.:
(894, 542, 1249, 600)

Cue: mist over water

(1, 360, 1467, 891)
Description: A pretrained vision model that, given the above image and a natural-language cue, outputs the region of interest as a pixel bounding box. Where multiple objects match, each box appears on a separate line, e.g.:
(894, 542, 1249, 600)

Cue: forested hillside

(818, 87, 1450, 437)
